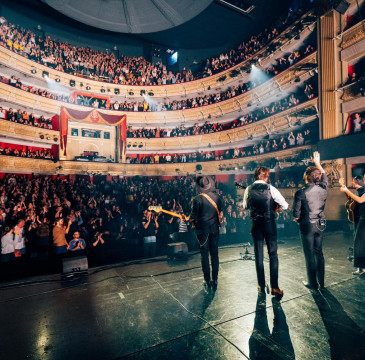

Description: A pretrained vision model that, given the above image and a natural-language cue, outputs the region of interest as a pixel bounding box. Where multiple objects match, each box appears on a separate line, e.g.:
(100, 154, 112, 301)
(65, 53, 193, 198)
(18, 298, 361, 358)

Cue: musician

(185, 176, 222, 290)
(292, 152, 328, 290)
(340, 175, 365, 275)
(243, 166, 288, 299)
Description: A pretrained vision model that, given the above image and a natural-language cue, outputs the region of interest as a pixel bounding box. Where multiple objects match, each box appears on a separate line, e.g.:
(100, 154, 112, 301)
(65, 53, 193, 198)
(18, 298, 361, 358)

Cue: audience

(0, 8, 305, 86)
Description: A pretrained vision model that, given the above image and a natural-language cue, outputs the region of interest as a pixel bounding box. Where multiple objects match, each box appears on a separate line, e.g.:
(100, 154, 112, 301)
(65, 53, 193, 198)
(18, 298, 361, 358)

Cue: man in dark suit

(292, 151, 328, 290)
(185, 176, 222, 290)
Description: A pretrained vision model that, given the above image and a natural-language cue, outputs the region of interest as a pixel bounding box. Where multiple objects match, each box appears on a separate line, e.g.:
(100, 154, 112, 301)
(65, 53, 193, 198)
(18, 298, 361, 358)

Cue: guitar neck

(152, 208, 183, 219)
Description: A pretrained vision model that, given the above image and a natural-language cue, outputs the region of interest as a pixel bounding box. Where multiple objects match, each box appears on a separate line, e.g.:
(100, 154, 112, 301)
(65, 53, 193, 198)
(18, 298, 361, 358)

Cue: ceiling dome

(41, 0, 213, 34)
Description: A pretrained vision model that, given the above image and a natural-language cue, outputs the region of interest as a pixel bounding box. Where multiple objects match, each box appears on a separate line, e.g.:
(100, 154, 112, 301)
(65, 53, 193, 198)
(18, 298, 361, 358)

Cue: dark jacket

(292, 173, 328, 223)
(189, 191, 222, 234)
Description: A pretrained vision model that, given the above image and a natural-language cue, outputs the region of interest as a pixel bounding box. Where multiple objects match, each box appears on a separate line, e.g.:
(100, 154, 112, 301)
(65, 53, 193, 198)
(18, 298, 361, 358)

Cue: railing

(0, 144, 311, 176)
(0, 52, 317, 126)
(0, 119, 59, 144)
(125, 99, 318, 152)
(340, 21, 365, 49)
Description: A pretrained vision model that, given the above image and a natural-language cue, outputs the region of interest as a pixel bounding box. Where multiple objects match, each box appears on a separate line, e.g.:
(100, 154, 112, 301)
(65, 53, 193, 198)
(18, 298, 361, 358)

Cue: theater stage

(0, 232, 364, 360)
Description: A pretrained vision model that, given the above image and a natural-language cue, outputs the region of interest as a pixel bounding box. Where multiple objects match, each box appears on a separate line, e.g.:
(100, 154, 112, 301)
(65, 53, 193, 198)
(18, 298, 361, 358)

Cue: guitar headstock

(339, 178, 345, 187)
(148, 206, 162, 212)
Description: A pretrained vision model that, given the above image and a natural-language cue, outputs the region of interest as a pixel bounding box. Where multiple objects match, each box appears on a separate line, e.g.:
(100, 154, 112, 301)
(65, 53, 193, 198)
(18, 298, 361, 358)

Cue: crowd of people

(1, 41, 315, 116)
(0, 145, 54, 160)
(0, 103, 54, 129)
(127, 125, 315, 164)
(0, 174, 299, 276)
(0, 8, 305, 86)
(127, 82, 317, 140)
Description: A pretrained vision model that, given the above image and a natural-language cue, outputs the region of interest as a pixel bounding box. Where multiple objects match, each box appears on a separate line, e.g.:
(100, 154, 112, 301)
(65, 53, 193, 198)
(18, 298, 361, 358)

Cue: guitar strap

(200, 193, 221, 225)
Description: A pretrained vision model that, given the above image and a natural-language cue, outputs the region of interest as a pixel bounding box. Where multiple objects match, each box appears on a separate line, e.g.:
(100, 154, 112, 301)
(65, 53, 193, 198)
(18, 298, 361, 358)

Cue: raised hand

(311, 151, 320, 164)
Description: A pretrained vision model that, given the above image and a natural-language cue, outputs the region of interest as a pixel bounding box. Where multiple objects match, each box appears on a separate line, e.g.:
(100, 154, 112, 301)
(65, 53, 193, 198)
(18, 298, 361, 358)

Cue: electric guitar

(148, 206, 185, 220)
(339, 178, 356, 223)
(235, 182, 246, 190)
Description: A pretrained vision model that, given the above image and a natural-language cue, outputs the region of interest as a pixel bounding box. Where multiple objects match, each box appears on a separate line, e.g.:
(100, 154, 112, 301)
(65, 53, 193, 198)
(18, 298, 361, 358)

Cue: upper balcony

(0, 52, 317, 127)
(0, 11, 316, 99)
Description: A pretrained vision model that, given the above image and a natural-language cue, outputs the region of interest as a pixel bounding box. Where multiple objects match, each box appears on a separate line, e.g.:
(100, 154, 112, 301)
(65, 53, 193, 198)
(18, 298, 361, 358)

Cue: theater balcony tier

(340, 21, 365, 52)
(341, 81, 365, 113)
(0, 52, 317, 127)
(0, 11, 315, 98)
(126, 99, 318, 153)
(0, 119, 59, 144)
(0, 145, 311, 176)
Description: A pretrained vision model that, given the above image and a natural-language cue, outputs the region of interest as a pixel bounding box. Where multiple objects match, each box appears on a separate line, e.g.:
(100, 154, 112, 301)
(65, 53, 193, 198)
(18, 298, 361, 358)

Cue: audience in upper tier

(0, 8, 305, 86)
(126, 126, 316, 164)
(0, 103, 54, 129)
(0, 44, 316, 113)
(0, 144, 54, 160)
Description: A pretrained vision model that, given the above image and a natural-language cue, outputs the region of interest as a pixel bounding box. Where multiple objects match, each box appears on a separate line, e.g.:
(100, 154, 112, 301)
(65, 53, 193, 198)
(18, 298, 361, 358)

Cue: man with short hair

(292, 152, 328, 290)
(243, 167, 288, 299)
(69, 231, 86, 252)
(14, 219, 26, 256)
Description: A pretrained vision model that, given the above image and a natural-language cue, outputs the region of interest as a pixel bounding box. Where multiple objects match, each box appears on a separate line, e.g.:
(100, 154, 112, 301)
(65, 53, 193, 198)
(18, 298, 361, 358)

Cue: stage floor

(0, 232, 364, 360)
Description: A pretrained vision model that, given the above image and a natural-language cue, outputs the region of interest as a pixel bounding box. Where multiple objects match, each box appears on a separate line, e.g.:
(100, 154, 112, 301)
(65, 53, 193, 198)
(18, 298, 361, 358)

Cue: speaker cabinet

(62, 255, 88, 276)
(167, 242, 188, 260)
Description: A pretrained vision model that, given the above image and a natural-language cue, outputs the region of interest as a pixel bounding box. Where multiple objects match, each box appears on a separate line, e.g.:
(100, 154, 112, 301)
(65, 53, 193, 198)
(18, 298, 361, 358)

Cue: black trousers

(251, 218, 279, 289)
(354, 218, 365, 268)
(299, 222, 325, 287)
(196, 232, 219, 282)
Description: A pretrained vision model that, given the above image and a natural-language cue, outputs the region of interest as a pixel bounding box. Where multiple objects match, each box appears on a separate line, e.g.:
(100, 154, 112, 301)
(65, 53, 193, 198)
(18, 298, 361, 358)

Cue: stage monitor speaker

(62, 255, 88, 276)
(167, 242, 188, 261)
(331, 0, 349, 14)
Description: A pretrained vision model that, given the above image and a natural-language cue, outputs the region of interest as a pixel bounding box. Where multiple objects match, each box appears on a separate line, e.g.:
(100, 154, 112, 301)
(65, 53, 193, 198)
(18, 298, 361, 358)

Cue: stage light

(148, 91, 154, 96)
(55, 77, 61, 83)
(140, 90, 146, 96)
(86, 86, 91, 90)
(42, 71, 49, 78)
(128, 91, 134, 96)
(80, 83, 84, 87)
(114, 88, 120, 95)
(30, 68, 37, 74)
(69, 80, 75, 87)
(100, 88, 106, 93)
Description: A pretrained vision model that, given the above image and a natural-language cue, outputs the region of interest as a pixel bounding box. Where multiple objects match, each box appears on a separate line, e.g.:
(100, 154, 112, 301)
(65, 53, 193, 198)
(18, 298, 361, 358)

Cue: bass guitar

(339, 178, 357, 223)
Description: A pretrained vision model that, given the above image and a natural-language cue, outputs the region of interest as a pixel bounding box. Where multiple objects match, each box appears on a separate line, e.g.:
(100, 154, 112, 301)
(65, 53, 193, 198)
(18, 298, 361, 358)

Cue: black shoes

(210, 280, 218, 291)
(302, 280, 319, 291)
(203, 280, 217, 291)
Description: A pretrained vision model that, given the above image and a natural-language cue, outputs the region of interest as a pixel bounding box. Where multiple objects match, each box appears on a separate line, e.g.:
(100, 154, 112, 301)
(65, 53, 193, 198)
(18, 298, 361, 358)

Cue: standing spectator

(141, 209, 159, 258)
(1, 226, 15, 263)
(52, 217, 72, 255)
(288, 132, 296, 146)
(13, 219, 26, 257)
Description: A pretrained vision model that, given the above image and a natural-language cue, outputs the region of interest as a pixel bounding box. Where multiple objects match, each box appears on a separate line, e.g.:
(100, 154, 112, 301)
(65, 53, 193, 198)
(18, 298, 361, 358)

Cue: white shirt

(13, 226, 25, 250)
(1, 233, 15, 254)
(242, 180, 288, 210)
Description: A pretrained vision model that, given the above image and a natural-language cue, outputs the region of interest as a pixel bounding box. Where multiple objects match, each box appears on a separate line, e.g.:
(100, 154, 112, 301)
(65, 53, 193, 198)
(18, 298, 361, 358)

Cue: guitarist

(184, 176, 222, 291)
(243, 166, 288, 300)
(340, 175, 365, 276)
